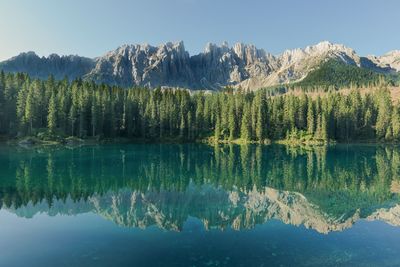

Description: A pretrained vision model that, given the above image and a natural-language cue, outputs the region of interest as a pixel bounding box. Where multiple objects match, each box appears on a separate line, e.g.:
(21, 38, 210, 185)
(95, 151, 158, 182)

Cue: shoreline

(2, 135, 400, 148)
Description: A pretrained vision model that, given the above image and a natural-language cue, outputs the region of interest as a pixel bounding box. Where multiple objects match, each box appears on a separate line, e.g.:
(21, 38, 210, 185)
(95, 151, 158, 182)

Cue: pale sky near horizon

(0, 0, 399, 61)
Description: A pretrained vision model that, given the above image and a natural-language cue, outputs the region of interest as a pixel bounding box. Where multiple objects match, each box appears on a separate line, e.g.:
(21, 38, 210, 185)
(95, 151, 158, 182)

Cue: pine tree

(187, 110, 193, 140)
(240, 103, 251, 141)
(363, 108, 373, 138)
(195, 95, 204, 137)
(385, 125, 393, 141)
(376, 88, 392, 139)
(78, 87, 89, 138)
(0, 71, 5, 133)
(392, 107, 400, 141)
(25, 88, 35, 135)
(321, 114, 328, 141)
(69, 83, 80, 136)
(69, 104, 78, 136)
(4, 73, 19, 135)
(315, 113, 328, 141)
(180, 113, 186, 140)
(16, 83, 28, 134)
(91, 92, 98, 137)
(32, 80, 47, 129)
(159, 96, 166, 139)
(47, 92, 57, 134)
(315, 114, 322, 140)
(251, 99, 257, 140)
(110, 95, 117, 138)
(57, 79, 70, 133)
(228, 99, 236, 141)
(255, 94, 266, 142)
(297, 93, 307, 130)
(214, 115, 221, 141)
(307, 100, 315, 136)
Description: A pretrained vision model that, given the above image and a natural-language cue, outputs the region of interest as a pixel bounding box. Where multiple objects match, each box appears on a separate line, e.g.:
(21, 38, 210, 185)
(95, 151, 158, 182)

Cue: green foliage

(240, 102, 252, 140)
(0, 72, 399, 143)
(307, 100, 314, 135)
(392, 107, 400, 141)
(47, 92, 57, 134)
(293, 59, 387, 90)
(375, 88, 392, 140)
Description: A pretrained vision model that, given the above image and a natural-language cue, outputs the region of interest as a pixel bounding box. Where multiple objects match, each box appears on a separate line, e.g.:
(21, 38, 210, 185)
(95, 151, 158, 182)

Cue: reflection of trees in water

(0, 144, 399, 213)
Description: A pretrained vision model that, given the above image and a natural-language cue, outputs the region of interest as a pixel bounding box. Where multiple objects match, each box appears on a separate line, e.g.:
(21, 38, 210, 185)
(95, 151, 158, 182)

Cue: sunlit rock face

(86, 41, 196, 88)
(86, 41, 387, 90)
(1, 41, 397, 90)
(368, 50, 400, 72)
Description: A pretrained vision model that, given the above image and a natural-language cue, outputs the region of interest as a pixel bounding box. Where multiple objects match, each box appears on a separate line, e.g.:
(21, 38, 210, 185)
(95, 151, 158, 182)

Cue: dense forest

(266, 59, 399, 95)
(0, 71, 399, 143)
(292, 59, 389, 89)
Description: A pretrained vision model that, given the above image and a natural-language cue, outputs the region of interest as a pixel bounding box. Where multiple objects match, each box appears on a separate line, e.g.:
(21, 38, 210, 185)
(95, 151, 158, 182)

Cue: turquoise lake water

(1, 144, 400, 266)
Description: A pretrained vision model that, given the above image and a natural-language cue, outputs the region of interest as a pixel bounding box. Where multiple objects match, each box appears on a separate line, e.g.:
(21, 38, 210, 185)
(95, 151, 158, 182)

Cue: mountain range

(0, 41, 399, 90)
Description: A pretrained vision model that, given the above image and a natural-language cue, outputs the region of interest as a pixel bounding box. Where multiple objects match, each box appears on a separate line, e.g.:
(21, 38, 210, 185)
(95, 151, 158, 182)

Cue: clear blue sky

(0, 0, 399, 60)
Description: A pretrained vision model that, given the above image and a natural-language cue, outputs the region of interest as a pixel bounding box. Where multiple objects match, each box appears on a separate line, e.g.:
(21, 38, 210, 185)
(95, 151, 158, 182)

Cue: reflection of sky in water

(1, 144, 400, 266)
(1, 210, 400, 267)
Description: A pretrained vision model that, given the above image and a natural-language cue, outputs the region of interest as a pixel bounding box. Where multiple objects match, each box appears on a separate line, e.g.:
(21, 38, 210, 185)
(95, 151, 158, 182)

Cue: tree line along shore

(0, 71, 399, 146)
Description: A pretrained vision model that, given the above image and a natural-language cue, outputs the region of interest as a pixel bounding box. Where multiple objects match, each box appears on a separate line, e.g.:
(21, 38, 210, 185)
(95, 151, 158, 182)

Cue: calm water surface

(1, 144, 400, 266)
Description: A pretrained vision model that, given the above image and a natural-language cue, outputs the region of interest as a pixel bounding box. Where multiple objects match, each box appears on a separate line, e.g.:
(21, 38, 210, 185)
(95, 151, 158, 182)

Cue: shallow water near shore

(1, 143, 400, 266)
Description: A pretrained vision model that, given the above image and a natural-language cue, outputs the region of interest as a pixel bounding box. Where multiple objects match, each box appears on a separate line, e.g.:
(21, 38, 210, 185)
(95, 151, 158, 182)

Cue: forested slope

(0, 71, 399, 144)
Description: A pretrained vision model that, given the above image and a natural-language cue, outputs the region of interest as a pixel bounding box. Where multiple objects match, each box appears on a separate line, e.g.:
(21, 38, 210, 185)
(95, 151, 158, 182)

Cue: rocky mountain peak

(232, 42, 274, 64)
(384, 50, 400, 57)
(367, 49, 400, 72)
(0, 51, 95, 80)
(306, 41, 352, 53)
(203, 42, 230, 55)
(1, 41, 398, 90)
(19, 51, 39, 58)
(280, 41, 357, 63)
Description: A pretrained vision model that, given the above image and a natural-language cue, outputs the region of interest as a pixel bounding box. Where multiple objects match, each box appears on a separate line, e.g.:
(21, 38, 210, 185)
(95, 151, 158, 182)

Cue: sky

(0, 0, 399, 61)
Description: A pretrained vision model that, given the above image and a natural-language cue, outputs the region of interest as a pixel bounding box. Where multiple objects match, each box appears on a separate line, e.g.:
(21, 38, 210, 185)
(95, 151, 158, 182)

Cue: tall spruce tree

(392, 107, 400, 141)
(240, 102, 252, 141)
(255, 93, 266, 142)
(228, 99, 236, 141)
(307, 100, 315, 136)
(376, 88, 392, 140)
(47, 92, 57, 134)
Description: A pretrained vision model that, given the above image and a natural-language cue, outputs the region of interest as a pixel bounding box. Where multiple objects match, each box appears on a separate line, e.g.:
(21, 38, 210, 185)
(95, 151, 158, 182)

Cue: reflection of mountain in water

(7, 184, 400, 234)
(367, 205, 400, 227)
(1, 144, 400, 233)
(74, 186, 369, 234)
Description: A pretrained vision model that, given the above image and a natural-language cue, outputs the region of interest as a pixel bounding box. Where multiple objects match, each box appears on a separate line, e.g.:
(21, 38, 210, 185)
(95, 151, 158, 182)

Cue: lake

(1, 143, 400, 266)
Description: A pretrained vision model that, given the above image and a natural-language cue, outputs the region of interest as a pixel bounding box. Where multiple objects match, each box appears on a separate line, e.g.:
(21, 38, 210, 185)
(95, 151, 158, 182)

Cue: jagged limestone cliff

(1, 41, 398, 90)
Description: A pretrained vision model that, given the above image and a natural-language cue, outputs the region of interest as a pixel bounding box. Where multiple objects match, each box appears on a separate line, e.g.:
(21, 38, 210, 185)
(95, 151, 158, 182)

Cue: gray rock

(1, 41, 398, 90)
(0, 51, 95, 80)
